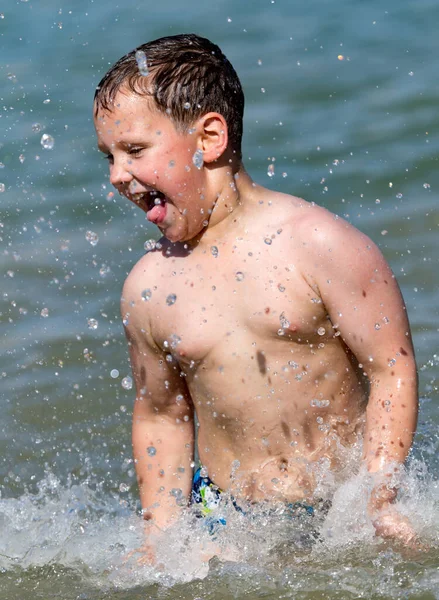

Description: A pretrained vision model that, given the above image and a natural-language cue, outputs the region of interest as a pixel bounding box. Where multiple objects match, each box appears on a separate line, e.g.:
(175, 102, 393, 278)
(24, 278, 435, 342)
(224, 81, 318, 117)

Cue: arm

(307, 212, 418, 536)
(121, 273, 194, 532)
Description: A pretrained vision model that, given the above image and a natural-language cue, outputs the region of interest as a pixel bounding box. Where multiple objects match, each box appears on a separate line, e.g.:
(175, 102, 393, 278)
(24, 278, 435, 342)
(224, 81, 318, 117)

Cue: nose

(109, 159, 133, 187)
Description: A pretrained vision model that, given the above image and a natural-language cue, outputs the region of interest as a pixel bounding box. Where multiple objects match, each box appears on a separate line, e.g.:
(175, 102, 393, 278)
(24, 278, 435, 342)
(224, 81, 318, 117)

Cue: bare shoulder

(251, 187, 353, 243)
(121, 239, 173, 304)
(255, 189, 392, 287)
(275, 193, 363, 247)
(268, 192, 384, 265)
(120, 244, 170, 341)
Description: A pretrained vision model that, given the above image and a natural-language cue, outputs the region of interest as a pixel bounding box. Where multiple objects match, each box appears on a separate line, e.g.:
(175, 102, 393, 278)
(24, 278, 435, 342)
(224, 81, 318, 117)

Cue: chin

(162, 229, 186, 244)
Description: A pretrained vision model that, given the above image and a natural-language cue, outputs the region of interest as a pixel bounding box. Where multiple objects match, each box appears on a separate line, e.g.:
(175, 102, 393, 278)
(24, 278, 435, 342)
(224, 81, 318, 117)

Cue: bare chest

(146, 242, 331, 366)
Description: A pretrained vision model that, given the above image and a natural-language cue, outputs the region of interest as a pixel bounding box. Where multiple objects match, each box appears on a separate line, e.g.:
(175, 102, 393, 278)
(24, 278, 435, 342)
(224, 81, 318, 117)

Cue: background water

(1, 0, 438, 598)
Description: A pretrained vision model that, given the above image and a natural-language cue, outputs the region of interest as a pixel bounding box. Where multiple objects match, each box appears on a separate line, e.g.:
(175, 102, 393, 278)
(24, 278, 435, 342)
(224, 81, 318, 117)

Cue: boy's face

(94, 89, 210, 243)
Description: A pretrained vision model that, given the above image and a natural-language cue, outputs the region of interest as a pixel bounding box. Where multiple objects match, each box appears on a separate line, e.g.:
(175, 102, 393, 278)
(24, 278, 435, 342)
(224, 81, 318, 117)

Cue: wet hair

(94, 33, 244, 160)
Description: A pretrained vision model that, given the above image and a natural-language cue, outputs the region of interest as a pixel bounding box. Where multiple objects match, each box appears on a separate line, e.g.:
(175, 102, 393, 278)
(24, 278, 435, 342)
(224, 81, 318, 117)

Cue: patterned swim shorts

(191, 467, 318, 530)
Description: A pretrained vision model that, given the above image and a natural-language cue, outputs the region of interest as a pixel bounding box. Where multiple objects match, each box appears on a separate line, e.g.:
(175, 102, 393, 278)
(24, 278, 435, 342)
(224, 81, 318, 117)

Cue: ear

(197, 112, 228, 163)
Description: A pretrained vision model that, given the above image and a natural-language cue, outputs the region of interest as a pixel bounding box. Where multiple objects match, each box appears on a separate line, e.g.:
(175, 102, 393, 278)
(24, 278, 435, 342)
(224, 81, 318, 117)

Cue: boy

(93, 33, 419, 551)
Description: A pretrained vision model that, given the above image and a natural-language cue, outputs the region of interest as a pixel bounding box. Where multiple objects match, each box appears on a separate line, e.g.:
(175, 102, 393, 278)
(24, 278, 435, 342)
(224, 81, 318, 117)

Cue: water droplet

(99, 264, 110, 277)
(166, 293, 177, 306)
(32, 122, 42, 132)
(18, 154, 25, 164)
(121, 376, 133, 390)
(192, 149, 203, 170)
(383, 317, 390, 324)
(267, 163, 275, 177)
(264, 237, 272, 245)
(423, 183, 430, 189)
(147, 446, 157, 456)
(396, 193, 403, 199)
(87, 318, 98, 330)
(170, 334, 181, 349)
(288, 360, 298, 369)
(166, 354, 173, 363)
(388, 358, 396, 367)
(183, 102, 191, 109)
(110, 369, 119, 378)
(211, 245, 219, 258)
(317, 327, 326, 336)
(235, 271, 244, 282)
(85, 230, 99, 246)
(381, 230, 388, 236)
(310, 398, 330, 408)
(40, 133, 54, 150)
(0, 183, 5, 193)
(279, 312, 290, 329)
(40, 307, 49, 318)
(135, 50, 149, 76)
(374, 323, 381, 330)
(119, 483, 130, 493)
(144, 239, 156, 252)
(168, 160, 175, 168)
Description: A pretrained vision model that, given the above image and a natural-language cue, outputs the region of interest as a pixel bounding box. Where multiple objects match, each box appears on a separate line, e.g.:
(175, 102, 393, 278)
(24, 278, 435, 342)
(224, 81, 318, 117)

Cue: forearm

(363, 363, 418, 508)
(133, 409, 194, 529)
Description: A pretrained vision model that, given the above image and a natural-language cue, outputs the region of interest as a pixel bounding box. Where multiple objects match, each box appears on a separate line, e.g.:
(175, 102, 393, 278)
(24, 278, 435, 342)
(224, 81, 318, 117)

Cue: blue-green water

(1, 0, 438, 598)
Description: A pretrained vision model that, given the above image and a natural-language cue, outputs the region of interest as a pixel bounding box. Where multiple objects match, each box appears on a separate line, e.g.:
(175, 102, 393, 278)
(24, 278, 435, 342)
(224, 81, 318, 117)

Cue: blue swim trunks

(191, 467, 317, 530)
(191, 467, 227, 528)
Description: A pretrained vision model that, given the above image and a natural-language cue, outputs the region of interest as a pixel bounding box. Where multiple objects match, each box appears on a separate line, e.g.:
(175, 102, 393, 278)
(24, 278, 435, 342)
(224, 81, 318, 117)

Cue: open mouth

(127, 188, 168, 225)
(145, 191, 167, 224)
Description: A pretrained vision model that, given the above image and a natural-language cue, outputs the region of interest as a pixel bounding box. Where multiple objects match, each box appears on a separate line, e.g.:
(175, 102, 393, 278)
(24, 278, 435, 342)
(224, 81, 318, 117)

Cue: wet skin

(94, 90, 418, 541)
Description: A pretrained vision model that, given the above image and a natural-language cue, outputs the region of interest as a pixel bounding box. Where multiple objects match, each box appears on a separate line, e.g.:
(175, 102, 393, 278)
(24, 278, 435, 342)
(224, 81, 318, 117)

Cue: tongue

(147, 204, 166, 224)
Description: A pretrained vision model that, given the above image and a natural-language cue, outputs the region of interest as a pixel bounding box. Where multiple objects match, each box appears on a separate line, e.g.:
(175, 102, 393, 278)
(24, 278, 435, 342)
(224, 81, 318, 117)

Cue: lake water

(1, 0, 438, 598)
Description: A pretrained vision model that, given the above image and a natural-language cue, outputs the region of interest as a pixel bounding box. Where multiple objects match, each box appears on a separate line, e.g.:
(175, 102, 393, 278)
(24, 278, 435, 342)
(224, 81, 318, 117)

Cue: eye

(128, 147, 144, 157)
(103, 154, 114, 164)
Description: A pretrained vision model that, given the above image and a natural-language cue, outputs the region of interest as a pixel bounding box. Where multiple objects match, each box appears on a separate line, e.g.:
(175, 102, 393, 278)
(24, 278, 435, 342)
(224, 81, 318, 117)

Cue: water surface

(1, 0, 438, 598)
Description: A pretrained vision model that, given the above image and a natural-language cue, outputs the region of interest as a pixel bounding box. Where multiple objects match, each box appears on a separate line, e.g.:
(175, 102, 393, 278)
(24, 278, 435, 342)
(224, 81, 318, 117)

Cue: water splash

(135, 50, 149, 76)
(40, 133, 55, 150)
(0, 452, 438, 597)
(192, 149, 204, 170)
(166, 293, 177, 306)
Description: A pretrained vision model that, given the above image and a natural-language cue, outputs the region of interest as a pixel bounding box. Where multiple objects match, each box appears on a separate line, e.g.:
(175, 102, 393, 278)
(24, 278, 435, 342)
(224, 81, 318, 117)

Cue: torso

(129, 193, 368, 503)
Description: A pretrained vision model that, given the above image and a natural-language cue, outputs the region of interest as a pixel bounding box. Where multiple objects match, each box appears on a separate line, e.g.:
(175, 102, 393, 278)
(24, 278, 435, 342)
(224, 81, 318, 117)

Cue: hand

(368, 483, 427, 551)
(372, 507, 427, 551)
(124, 520, 164, 567)
(125, 542, 157, 566)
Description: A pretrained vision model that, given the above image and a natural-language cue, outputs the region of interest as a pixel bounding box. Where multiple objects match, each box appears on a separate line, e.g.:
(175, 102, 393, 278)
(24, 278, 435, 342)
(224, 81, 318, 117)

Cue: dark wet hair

(94, 33, 244, 160)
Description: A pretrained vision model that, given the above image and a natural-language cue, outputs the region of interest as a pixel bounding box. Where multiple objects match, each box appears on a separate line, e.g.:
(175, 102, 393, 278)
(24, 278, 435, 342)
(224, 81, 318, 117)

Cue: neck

(190, 164, 255, 247)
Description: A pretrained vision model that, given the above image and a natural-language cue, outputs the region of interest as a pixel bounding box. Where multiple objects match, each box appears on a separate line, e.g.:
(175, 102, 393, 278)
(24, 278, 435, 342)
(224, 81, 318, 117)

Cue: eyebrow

(97, 143, 110, 154)
(98, 139, 152, 153)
